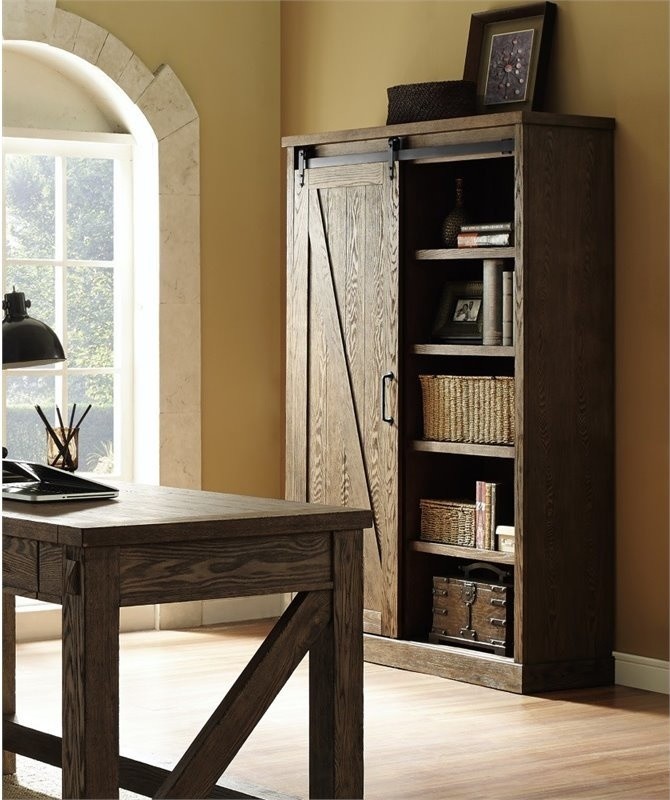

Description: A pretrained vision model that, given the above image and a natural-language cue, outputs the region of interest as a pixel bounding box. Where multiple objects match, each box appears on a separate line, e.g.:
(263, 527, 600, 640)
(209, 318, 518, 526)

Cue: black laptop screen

(3, 461, 37, 484)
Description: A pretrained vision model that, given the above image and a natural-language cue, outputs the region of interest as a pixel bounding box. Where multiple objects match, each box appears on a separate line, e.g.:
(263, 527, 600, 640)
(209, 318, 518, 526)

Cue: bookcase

(283, 112, 614, 693)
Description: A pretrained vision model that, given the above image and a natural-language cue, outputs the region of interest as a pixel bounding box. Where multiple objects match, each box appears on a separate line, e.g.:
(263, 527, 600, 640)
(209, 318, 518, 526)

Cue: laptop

(2, 459, 119, 503)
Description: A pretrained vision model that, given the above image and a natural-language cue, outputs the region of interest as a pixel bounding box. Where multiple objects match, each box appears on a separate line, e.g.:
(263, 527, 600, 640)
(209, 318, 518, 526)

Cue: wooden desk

(2, 483, 370, 799)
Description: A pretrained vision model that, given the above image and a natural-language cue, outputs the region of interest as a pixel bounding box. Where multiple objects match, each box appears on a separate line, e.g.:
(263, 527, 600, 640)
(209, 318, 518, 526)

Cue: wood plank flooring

(11, 620, 669, 800)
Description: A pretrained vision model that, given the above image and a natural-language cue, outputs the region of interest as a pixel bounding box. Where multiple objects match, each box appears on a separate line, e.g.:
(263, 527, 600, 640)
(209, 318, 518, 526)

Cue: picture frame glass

(432, 281, 483, 342)
(484, 27, 535, 105)
(478, 16, 544, 111)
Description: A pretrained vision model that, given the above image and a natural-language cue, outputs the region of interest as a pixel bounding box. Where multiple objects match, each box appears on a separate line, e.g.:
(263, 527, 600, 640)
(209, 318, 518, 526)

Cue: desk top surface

(2, 482, 372, 547)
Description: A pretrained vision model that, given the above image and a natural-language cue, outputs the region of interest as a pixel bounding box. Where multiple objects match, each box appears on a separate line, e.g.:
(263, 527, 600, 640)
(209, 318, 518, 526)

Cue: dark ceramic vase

(441, 177, 469, 247)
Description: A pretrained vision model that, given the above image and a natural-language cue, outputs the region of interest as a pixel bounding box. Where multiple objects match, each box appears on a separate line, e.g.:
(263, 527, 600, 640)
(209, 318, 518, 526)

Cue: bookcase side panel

(519, 123, 615, 668)
(285, 147, 309, 503)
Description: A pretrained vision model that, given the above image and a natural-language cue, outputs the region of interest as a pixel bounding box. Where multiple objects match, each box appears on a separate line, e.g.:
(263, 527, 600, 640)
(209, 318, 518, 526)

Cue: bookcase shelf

(284, 111, 614, 693)
(416, 247, 516, 260)
(411, 439, 515, 459)
(410, 539, 515, 565)
(412, 343, 514, 357)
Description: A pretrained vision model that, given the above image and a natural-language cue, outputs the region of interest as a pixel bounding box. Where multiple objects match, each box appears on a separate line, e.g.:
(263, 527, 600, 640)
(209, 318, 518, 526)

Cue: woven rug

(3, 775, 55, 800)
(3, 757, 143, 799)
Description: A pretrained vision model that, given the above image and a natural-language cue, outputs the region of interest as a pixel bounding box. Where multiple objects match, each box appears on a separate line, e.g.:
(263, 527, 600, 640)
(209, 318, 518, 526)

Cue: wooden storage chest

(429, 565, 513, 657)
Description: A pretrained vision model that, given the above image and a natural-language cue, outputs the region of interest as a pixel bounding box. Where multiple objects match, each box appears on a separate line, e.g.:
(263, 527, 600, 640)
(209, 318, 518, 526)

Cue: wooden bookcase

(283, 112, 614, 693)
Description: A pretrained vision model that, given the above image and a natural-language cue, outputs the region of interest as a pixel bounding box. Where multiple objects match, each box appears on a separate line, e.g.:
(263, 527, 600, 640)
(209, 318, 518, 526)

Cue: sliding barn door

(286, 159, 399, 637)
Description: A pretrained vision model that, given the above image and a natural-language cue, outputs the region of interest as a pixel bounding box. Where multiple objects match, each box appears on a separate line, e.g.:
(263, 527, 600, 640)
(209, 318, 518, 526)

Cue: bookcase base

(364, 634, 614, 694)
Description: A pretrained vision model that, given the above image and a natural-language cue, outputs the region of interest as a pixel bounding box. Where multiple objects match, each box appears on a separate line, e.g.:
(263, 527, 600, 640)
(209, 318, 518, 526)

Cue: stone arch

(3, 0, 201, 489)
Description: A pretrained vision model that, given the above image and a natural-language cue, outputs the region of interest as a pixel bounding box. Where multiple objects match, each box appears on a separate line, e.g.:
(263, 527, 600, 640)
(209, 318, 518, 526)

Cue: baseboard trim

(614, 651, 669, 694)
(15, 595, 290, 642)
(16, 604, 155, 643)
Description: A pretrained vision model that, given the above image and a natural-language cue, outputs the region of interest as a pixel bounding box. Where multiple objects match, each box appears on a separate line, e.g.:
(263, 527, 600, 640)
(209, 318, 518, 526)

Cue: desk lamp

(2, 287, 66, 369)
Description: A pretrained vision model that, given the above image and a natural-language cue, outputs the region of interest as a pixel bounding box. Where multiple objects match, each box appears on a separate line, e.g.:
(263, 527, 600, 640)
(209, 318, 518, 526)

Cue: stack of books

(482, 259, 515, 346)
(457, 221, 513, 248)
(475, 480, 501, 550)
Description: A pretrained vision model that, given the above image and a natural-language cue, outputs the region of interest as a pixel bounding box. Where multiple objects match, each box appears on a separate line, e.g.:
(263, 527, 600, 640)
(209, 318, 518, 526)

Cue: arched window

(2, 12, 206, 635)
(2, 39, 161, 487)
(2, 14, 202, 491)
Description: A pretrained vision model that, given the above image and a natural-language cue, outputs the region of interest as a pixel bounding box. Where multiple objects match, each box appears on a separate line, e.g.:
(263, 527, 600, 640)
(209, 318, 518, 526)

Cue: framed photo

(432, 280, 484, 343)
(463, 2, 556, 113)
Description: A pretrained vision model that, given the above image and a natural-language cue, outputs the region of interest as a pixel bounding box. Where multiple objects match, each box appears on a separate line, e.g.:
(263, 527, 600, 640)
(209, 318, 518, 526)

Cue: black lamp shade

(2, 289, 66, 369)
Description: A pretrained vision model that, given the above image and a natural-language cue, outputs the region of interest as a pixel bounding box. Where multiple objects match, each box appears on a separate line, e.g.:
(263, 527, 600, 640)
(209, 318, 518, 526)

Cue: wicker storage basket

(386, 80, 476, 125)
(419, 375, 515, 445)
(420, 499, 476, 547)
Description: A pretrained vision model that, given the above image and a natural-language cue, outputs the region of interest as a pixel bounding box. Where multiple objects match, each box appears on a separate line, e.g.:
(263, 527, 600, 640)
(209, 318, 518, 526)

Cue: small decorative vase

(441, 177, 470, 247)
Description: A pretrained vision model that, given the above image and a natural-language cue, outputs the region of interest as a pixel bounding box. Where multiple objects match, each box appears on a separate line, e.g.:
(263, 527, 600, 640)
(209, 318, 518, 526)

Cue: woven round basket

(386, 80, 476, 125)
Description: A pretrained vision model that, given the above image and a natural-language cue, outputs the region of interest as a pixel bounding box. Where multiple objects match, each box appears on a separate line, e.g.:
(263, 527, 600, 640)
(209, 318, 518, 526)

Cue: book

(476, 481, 502, 550)
(475, 481, 486, 549)
(457, 231, 512, 247)
(483, 259, 504, 346)
(502, 270, 514, 346)
(488, 482, 501, 550)
(460, 221, 513, 233)
(486, 483, 493, 549)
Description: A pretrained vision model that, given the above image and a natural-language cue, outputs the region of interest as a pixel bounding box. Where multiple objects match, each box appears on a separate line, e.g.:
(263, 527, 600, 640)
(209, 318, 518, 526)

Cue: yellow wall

(58, 0, 668, 661)
(60, 0, 283, 500)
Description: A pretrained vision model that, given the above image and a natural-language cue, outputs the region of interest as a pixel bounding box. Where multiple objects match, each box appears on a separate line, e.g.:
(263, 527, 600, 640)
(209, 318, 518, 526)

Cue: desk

(2, 483, 370, 799)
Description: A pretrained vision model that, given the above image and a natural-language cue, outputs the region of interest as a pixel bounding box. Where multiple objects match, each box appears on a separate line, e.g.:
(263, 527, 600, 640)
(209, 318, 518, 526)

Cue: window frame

(2, 129, 135, 481)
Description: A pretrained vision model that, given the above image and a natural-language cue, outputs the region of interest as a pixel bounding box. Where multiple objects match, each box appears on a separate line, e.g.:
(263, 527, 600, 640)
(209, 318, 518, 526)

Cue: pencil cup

(47, 427, 79, 471)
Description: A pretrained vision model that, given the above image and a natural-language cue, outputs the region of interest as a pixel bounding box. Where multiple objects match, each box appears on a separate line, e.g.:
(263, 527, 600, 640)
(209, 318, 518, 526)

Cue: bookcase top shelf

(416, 247, 516, 260)
(281, 110, 615, 148)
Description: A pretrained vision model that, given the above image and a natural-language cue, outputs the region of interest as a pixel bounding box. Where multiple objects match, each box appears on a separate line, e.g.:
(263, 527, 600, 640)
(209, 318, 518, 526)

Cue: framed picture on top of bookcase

(463, 2, 557, 113)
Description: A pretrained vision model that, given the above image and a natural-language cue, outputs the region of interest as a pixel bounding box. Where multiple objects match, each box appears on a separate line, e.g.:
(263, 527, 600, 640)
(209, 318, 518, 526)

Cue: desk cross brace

(156, 589, 331, 798)
(5, 590, 333, 799)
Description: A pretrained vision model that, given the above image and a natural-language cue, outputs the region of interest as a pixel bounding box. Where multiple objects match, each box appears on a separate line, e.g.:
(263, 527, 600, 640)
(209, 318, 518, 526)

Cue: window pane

(66, 157, 114, 261)
(3, 264, 56, 331)
(69, 374, 115, 474)
(4, 154, 56, 259)
(66, 266, 114, 368)
(5, 374, 56, 463)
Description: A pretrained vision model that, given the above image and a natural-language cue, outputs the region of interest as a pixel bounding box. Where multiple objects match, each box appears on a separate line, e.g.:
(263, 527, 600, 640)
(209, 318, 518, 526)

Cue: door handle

(381, 372, 394, 425)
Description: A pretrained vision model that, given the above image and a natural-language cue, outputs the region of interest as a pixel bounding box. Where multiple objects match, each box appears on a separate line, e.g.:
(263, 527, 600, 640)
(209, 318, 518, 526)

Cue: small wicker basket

(420, 499, 476, 547)
(419, 375, 515, 445)
(386, 80, 476, 125)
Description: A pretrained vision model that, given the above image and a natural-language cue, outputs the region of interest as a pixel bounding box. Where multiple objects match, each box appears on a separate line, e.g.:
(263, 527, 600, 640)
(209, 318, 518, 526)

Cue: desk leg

(3, 593, 16, 775)
(309, 530, 363, 799)
(62, 547, 120, 799)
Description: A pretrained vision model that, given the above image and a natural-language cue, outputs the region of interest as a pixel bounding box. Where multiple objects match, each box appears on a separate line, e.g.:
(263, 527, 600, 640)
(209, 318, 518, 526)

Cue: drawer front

(3, 536, 38, 595)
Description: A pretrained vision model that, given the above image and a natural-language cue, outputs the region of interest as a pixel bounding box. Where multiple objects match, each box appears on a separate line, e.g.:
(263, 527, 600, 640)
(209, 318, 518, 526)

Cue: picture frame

(463, 2, 556, 114)
(431, 280, 484, 343)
